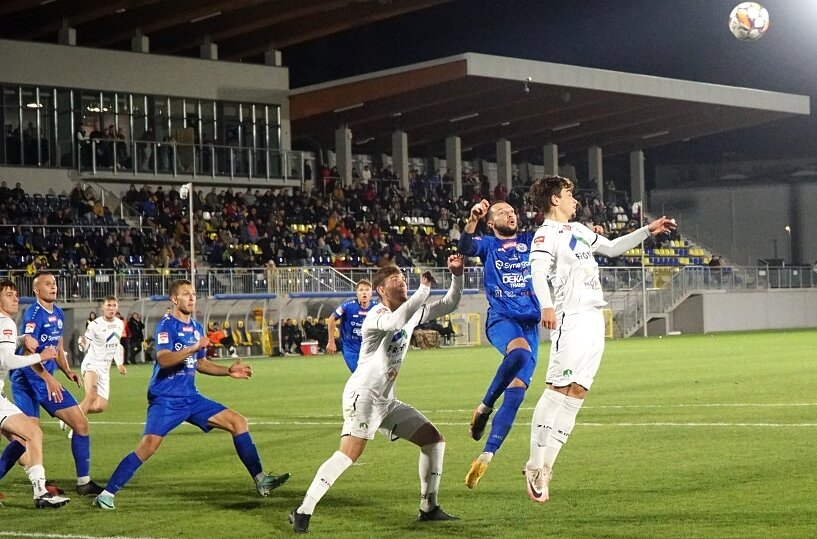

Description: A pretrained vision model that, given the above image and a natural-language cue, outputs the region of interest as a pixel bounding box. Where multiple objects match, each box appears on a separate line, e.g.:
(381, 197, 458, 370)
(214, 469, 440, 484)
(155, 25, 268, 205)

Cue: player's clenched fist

(447, 254, 464, 276)
(421, 271, 437, 287)
(469, 199, 490, 222)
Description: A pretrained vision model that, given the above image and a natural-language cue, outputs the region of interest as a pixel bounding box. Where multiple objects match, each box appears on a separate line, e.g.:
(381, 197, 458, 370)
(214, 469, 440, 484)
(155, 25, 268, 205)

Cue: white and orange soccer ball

(729, 2, 770, 41)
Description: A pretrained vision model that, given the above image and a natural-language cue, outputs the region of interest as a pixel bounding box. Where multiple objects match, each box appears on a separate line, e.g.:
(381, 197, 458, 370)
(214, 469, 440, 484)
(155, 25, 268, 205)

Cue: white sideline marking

(430, 403, 817, 413)
(0, 533, 161, 539)
(57, 419, 817, 428)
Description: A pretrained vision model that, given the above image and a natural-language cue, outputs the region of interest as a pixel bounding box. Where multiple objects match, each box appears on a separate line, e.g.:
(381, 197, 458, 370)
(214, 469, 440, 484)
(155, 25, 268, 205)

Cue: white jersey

(82, 316, 125, 366)
(344, 275, 463, 400)
(530, 220, 650, 316)
(0, 313, 42, 398)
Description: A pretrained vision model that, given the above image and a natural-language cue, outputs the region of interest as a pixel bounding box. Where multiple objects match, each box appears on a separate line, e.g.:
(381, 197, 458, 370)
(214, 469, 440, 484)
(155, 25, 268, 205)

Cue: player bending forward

(0, 279, 70, 508)
(524, 175, 676, 503)
(290, 255, 465, 533)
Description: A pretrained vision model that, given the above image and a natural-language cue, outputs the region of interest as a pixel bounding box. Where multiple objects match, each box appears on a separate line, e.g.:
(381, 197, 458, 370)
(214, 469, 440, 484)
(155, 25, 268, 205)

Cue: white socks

(419, 442, 445, 512)
(528, 389, 567, 469)
(543, 395, 584, 469)
(26, 464, 46, 498)
(298, 451, 353, 515)
(529, 390, 584, 470)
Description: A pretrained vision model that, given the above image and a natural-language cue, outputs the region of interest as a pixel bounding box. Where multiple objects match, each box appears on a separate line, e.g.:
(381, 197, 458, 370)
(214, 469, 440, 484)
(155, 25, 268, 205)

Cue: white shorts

(0, 394, 23, 431)
(341, 388, 431, 441)
(81, 358, 112, 400)
(546, 309, 606, 390)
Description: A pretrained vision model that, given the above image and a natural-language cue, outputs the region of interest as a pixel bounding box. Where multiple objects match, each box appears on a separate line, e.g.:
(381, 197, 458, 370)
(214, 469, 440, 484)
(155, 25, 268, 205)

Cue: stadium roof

(290, 53, 811, 160)
(0, 0, 450, 62)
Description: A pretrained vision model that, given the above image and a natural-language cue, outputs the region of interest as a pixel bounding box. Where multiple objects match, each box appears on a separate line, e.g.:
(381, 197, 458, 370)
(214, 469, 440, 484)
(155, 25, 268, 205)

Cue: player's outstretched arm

(371, 283, 432, 332)
(593, 217, 677, 257)
(420, 255, 465, 323)
(0, 343, 51, 370)
(195, 357, 251, 378)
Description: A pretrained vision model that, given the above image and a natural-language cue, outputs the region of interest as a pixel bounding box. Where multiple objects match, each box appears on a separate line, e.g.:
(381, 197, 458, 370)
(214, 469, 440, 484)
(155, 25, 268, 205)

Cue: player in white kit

(290, 255, 465, 533)
(0, 279, 70, 508)
(524, 176, 676, 503)
(77, 297, 127, 426)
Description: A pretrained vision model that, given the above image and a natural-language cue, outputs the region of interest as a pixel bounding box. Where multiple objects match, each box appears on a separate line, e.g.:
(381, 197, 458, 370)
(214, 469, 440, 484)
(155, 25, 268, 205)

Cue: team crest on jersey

(516, 243, 528, 252)
(501, 240, 517, 250)
(57, 319, 63, 329)
(24, 322, 35, 333)
(533, 236, 545, 244)
(194, 330, 201, 340)
(157, 332, 169, 344)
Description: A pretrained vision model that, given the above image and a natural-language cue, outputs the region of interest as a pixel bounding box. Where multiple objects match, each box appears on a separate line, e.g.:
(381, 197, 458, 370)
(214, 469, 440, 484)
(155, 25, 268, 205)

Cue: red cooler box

(300, 340, 319, 356)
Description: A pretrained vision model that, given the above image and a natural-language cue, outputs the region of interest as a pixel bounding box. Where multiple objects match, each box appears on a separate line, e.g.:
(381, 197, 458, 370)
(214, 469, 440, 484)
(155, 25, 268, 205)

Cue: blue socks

(233, 432, 263, 477)
(106, 452, 143, 494)
(484, 386, 526, 454)
(482, 348, 529, 408)
(0, 440, 26, 480)
(71, 434, 91, 478)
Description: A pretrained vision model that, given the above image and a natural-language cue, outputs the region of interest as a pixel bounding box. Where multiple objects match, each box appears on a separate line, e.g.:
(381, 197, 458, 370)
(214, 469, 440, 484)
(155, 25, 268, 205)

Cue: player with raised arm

(524, 175, 676, 503)
(0, 279, 70, 508)
(94, 279, 289, 509)
(326, 279, 376, 372)
(459, 199, 540, 489)
(71, 297, 127, 438)
(290, 256, 465, 533)
(8, 271, 104, 497)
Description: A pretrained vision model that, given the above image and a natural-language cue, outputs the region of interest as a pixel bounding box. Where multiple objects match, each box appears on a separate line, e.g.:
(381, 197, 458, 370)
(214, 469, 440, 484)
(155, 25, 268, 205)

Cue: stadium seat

(233, 320, 253, 355)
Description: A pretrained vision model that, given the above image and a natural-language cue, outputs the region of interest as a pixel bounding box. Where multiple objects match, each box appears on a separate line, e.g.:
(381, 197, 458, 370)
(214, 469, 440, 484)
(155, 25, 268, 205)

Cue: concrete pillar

(264, 48, 283, 67)
(391, 130, 409, 192)
(131, 33, 149, 53)
(334, 126, 353, 186)
(200, 40, 218, 60)
(543, 143, 559, 176)
(446, 136, 462, 198)
(58, 26, 76, 46)
(497, 138, 512, 194)
(629, 150, 645, 206)
(791, 182, 806, 265)
(588, 145, 603, 202)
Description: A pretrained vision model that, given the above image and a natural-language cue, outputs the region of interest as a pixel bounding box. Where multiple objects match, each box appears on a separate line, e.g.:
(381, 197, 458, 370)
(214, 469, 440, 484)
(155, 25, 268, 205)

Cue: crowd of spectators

(1, 165, 648, 272)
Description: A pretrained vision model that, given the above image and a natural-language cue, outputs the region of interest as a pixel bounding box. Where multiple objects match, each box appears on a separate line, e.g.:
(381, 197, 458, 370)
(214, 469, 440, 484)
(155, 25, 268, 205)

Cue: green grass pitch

(2, 329, 817, 538)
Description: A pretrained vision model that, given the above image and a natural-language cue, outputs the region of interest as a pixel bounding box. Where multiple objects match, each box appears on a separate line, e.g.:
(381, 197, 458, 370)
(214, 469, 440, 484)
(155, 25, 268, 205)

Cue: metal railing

(75, 139, 306, 183)
(4, 265, 813, 318)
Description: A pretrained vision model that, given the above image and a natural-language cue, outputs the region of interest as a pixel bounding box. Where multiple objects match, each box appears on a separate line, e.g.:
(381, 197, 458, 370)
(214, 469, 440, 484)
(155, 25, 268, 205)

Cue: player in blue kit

(7, 271, 105, 497)
(94, 279, 289, 509)
(458, 199, 541, 489)
(326, 279, 376, 372)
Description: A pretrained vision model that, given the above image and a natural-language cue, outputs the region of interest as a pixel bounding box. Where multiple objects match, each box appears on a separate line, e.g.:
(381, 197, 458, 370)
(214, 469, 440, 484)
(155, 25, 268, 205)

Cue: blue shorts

(144, 393, 227, 437)
(341, 347, 360, 373)
(11, 376, 79, 418)
(485, 317, 539, 387)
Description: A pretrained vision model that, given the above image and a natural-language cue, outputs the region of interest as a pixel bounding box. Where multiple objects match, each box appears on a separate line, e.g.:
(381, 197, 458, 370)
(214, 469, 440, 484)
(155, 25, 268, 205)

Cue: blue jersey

(333, 299, 377, 356)
(149, 314, 206, 398)
(465, 232, 540, 324)
(10, 302, 64, 385)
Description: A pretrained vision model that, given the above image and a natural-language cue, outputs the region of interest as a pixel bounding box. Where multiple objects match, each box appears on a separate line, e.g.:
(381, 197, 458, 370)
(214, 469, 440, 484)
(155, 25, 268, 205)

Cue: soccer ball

(729, 2, 770, 41)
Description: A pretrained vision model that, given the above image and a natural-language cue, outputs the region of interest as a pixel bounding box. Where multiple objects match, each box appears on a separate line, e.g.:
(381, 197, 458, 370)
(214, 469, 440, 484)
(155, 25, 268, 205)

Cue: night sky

(283, 0, 817, 166)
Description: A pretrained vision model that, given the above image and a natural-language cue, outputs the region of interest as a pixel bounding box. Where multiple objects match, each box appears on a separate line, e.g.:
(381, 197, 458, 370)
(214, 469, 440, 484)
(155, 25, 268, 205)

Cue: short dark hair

(528, 175, 574, 212)
(372, 266, 402, 293)
(102, 295, 118, 304)
(0, 279, 17, 294)
(169, 279, 193, 297)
